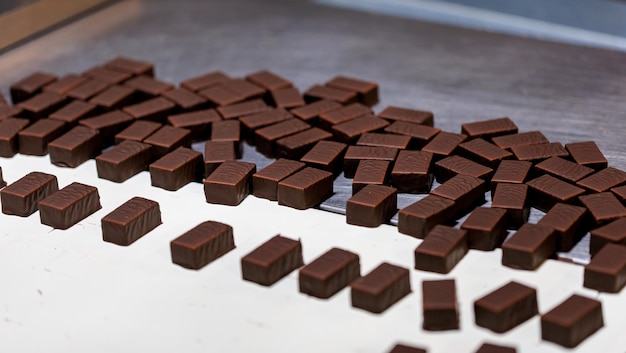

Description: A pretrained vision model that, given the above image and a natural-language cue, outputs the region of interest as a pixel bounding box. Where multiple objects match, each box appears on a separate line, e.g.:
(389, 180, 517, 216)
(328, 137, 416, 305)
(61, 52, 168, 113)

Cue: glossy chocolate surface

(271, 87, 305, 109)
(579, 192, 626, 226)
(414, 225, 468, 274)
(458, 138, 512, 168)
(461, 207, 508, 251)
(203, 161, 256, 206)
(541, 294, 603, 348)
(95, 140, 152, 183)
(352, 159, 391, 194)
(299, 247, 360, 299)
(501, 223, 555, 270)
(216, 99, 269, 119)
(346, 184, 397, 227)
(252, 159, 306, 201)
(431, 174, 485, 218)
(0, 118, 30, 157)
(149, 147, 204, 191)
(241, 235, 303, 286)
(398, 195, 455, 239)
(566, 141, 608, 170)
(277, 167, 333, 210)
(491, 130, 549, 150)
(350, 262, 411, 313)
(577, 167, 626, 193)
(535, 156, 594, 183)
(38, 182, 102, 229)
(275, 127, 332, 160)
(10, 72, 57, 104)
(289, 99, 341, 123)
(391, 150, 433, 193)
(49, 100, 98, 126)
(300, 140, 347, 175)
(474, 281, 538, 333)
(537, 203, 588, 252)
(303, 84, 357, 105)
(48, 126, 101, 168)
(114, 120, 162, 144)
(434, 155, 493, 183)
(461, 117, 518, 140)
(510, 142, 568, 162)
(143, 125, 191, 159)
(0, 172, 58, 216)
(343, 145, 398, 178)
(490, 183, 529, 228)
(526, 174, 585, 212)
(102, 197, 161, 246)
(79, 110, 133, 146)
(255, 118, 310, 157)
(584, 243, 626, 293)
(171, 221, 235, 269)
(326, 75, 378, 106)
(422, 279, 458, 331)
(377, 105, 433, 126)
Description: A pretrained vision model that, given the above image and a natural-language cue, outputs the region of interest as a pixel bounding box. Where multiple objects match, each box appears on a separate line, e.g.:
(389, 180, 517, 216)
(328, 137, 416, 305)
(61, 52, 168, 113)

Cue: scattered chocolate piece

(270, 87, 305, 109)
(318, 103, 370, 130)
(391, 150, 433, 193)
(114, 120, 162, 144)
(352, 160, 391, 194)
(422, 131, 467, 159)
(510, 142, 568, 162)
(0, 172, 58, 216)
(538, 203, 588, 252)
(16, 92, 67, 121)
(350, 262, 411, 313)
(461, 207, 508, 250)
(299, 247, 360, 299)
(143, 125, 191, 159)
(566, 141, 608, 170)
(332, 115, 389, 144)
(203, 160, 256, 206)
(422, 279, 459, 330)
(275, 127, 333, 160)
(461, 117, 518, 140)
(0, 106, 23, 121)
(104, 56, 154, 77)
(342, 145, 398, 178)
(383, 121, 440, 148)
(414, 225, 468, 274)
(590, 218, 626, 256)
(122, 97, 176, 123)
(300, 140, 347, 175)
(490, 160, 532, 192)
(199, 84, 246, 106)
(289, 99, 342, 124)
(204, 140, 236, 176)
(101, 197, 162, 246)
(491, 130, 549, 150)
(377, 106, 433, 126)
(490, 183, 529, 229)
(239, 108, 293, 139)
(541, 294, 603, 348)
(252, 159, 306, 201)
(211, 120, 242, 157)
(346, 184, 397, 227)
(180, 71, 230, 92)
(474, 281, 538, 333)
(18, 119, 67, 156)
(398, 195, 455, 239)
(171, 221, 235, 269)
(221, 79, 265, 100)
(526, 174, 585, 212)
(79, 110, 133, 146)
(0, 118, 30, 157)
(303, 84, 357, 105)
(535, 156, 594, 183)
(613, 184, 626, 203)
(246, 70, 292, 91)
(577, 167, 626, 193)
(579, 192, 626, 226)
(161, 87, 207, 112)
(84, 66, 132, 84)
(434, 155, 493, 184)
(48, 126, 101, 167)
(38, 182, 102, 229)
(241, 235, 303, 286)
(255, 118, 311, 157)
(10, 72, 57, 104)
(95, 140, 152, 183)
(430, 174, 485, 218)
(49, 100, 98, 126)
(326, 76, 378, 106)
(167, 109, 221, 141)
(149, 147, 204, 191)
(357, 132, 411, 150)
(89, 85, 138, 111)
(474, 343, 517, 353)
(501, 223, 555, 270)
(124, 76, 174, 97)
(458, 138, 512, 168)
(277, 167, 333, 210)
(217, 99, 269, 119)
(67, 78, 111, 101)
(43, 74, 89, 95)
(584, 243, 626, 293)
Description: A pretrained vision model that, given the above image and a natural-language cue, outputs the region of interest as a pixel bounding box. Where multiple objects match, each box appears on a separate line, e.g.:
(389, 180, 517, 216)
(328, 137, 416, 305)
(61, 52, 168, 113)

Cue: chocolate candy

(422, 131, 467, 159)
(149, 147, 204, 191)
(255, 118, 311, 157)
(101, 197, 161, 246)
(461, 207, 508, 250)
(79, 110, 133, 146)
(161, 87, 207, 112)
(326, 75, 378, 106)
(0, 106, 23, 121)
(303, 84, 357, 105)
(357, 132, 411, 150)
(17, 92, 67, 121)
(434, 155, 493, 183)
(0, 172, 58, 216)
(277, 167, 333, 210)
(590, 218, 626, 256)
(332, 115, 389, 144)
(377, 106, 433, 126)
(474, 343, 517, 353)
(579, 192, 626, 226)
(398, 195, 455, 238)
(180, 71, 229, 92)
(342, 145, 398, 178)
(252, 159, 305, 201)
(239, 108, 292, 139)
(350, 262, 411, 313)
(491, 130, 549, 150)
(89, 85, 137, 111)
(490, 183, 529, 228)
(241, 235, 303, 286)
(124, 76, 174, 97)
(535, 156, 593, 183)
(104, 56, 154, 77)
(577, 167, 626, 193)
(275, 127, 332, 160)
(199, 84, 246, 106)
(461, 117, 518, 140)
(203, 161, 256, 206)
(167, 109, 221, 141)
(38, 182, 102, 229)
(43, 74, 89, 95)
(501, 223, 555, 270)
(114, 120, 162, 144)
(541, 294, 603, 348)
(430, 174, 485, 218)
(346, 184, 397, 227)
(414, 225, 468, 274)
(299, 247, 360, 299)
(391, 150, 433, 193)
(270, 87, 305, 109)
(474, 281, 538, 333)
(422, 279, 459, 330)
(510, 142, 568, 162)
(122, 97, 176, 123)
(566, 141, 608, 170)
(10, 72, 57, 104)
(612, 184, 626, 203)
(537, 203, 588, 252)
(204, 141, 236, 176)
(383, 121, 440, 148)
(458, 138, 512, 168)
(300, 140, 347, 175)
(246, 70, 292, 91)
(216, 99, 269, 119)
(49, 100, 98, 126)
(67, 78, 111, 100)
(48, 126, 101, 168)
(490, 160, 532, 193)
(143, 125, 191, 159)
(584, 243, 626, 293)
(95, 140, 152, 183)
(84, 66, 132, 84)
(0, 118, 30, 157)
(171, 221, 235, 269)
(526, 174, 585, 212)
(211, 120, 242, 157)
(318, 103, 370, 130)
(352, 160, 390, 194)
(221, 79, 265, 100)
(289, 99, 341, 124)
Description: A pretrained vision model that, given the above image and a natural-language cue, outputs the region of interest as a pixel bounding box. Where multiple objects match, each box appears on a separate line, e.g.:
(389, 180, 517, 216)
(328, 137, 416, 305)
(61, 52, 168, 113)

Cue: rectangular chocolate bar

(277, 167, 333, 210)
(84, 66, 132, 84)
(612, 184, 626, 203)
(535, 156, 593, 183)
(252, 159, 306, 201)
(357, 132, 411, 150)
(270, 87, 305, 109)
(161, 87, 207, 112)
(579, 192, 626, 226)
(217, 99, 269, 119)
(10, 72, 57, 104)
(565, 141, 608, 170)
(343, 145, 398, 178)
(584, 243, 626, 293)
(67, 78, 111, 101)
(289, 99, 342, 124)
(490, 160, 532, 193)
(48, 126, 101, 168)
(245, 70, 292, 91)
(577, 167, 626, 193)
(171, 221, 235, 269)
(461, 117, 518, 140)
(38, 182, 102, 229)
(43, 74, 89, 95)
(16, 92, 67, 121)
(474, 281, 538, 333)
(167, 109, 221, 141)
(143, 125, 191, 159)
(203, 161, 256, 206)
(241, 235, 303, 286)
(434, 155, 493, 184)
(18, 119, 67, 156)
(89, 85, 138, 111)
(501, 223, 555, 270)
(255, 118, 310, 157)
(114, 120, 162, 144)
(124, 76, 174, 97)
(0, 118, 30, 157)
(350, 262, 411, 313)
(414, 225, 468, 274)
(318, 103, 370, 130)
(526, 174, 585, 212)
(101, 197, 161, 246)
(383, 121, 440, 148)
(239, 108, 293, 139)
(199, 84, 246, 106)
(49, 100, 98, 126)
(398, 195, 455, 238)
(346, 184, 397, 227)
(221, 79, 265, 100)
(95, 140, 152, 183)
(181, 71, 230, 92)
(377, 106, 433, 126)
(490, 183, 529, 229)
(461, 207, 508, 250)
(510, 142, 569, 162)
(211, 120, 241, 157)
(303, 84, 357, 105)
(204, 140, 236, 176)
(0, 172, 58, 216)
(332, 115, 389, 144)
(430, 174, 485, 218)
(422, 131, 467, 159)
(541, 295, 603, 348)
(422, 279, 459, 331)
(104, 56, 154, 77)
(491, 130, 549, 150)
(391, 150, 434, 193)
(149, 147, 204, 191)
(300, 140, 347, 175)
(122, 97, 176, 123)
(299, 247, 360, 299)
(458, 138, 512, 168)
(326, 76, 378, 106)
(275, 127, 333, 160)
(352, 160, 391, 194)
(590, 218, 626, 256)
(537, 203, 588, 252)
(79, 110, 134, 147)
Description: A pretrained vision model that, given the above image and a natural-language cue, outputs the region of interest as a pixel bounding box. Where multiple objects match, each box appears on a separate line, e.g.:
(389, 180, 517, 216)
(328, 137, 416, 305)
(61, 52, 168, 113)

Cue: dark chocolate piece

(246, 70, 292, 91)
(114, 120, 162, 144)
(537, 203, 588, 252)
(510, 142, 568, 162)
(167, 109, 221, 141)
(535, 156, 593, 183)
(422, 131, 467, 159)
(350, 262, 411, 313)
(398, 195, 455, 239)
(79, 110, 133, 146)
(180, 71, 230, 92)
(0, 106, 23, 121)
(541, 294, 603, 348)
(579, 192, 626, 226)
(124, 76, 174, 97)
(289, 99, 342, 124)
(346, 184, 397, 227)
(275, 127, 333, 160)
(0, 172, 58, 216)
(43, 74, 89, 95)
(95, 140, 152, 183)
(84, 66, 132, 84)
(270, 87, 305, 109)
(161, 87, 207, 112)
(474, 281, 538, 333)
(342, 145, 398, 178)
(239, 108, 293, 139)
(383, 121, 440, 148)
(377, 106, 434, 126)
(10, 72, 57, 104)
(198, 84, 246, 106)
(566, 141, 608, 170)
(203, 161, 256, 206)
(300, 140, 347, 175)
(38, 182, 101, 230)
(0, 118, 30, 157)
(352, 160, 391, 194)
(104, 56, 154, 77)
(326, 75, 378, 106)
(211, 120, 241, 157)
(590, 218, 626, 256)
(16, 92, 67, 121)
(612, 184, 626, 204)
(501, 223, 555, 270)
(490, 160, 532, 192)
(49, 100, 98, 126)
(414, 225, 468, 274)
(170, 221, 235, 269)
(474, 343, 517, 353)
(490, 183, 529, 228)
(221, 79, 266, 100)
(149, 147, 203, 191)
(89, 85, 137, 111)
(387, 344, 427, 353)
(458, 138, 512, 168)
(577, 167, 626, 193)
(584, 243, 626, 293)
(18, 119, 67, 156)
(122, 97, 176, 123)
(526, 174, 585, 212)
(204, 141, 236, 176)
(143, 125, 191, 159)
(277, 167, 333, 210)
(299, 247, 360, 299)
(357, 132, 411, 150)
(461, 117, 518, 140)
(430, 174, 485, 218)
(252, 159, 306, 201)
(67, 78, 111, 100)
(318, 103, 370, 130)
(217, 99, 269, 119)
(303, 84, 357, 105)
(332, 115, 389, 144)
(101, 197, 161, 246)
(255, 118, 310, 157)
(391, 150, 433, 193)
(48, 126, 101, 168)
(434, 155, 493, 183)
(492, 130, 549, 150)
(461, 207, 508, 250)
(422, 279, 459, 331)
(241, 235, 303, 286)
